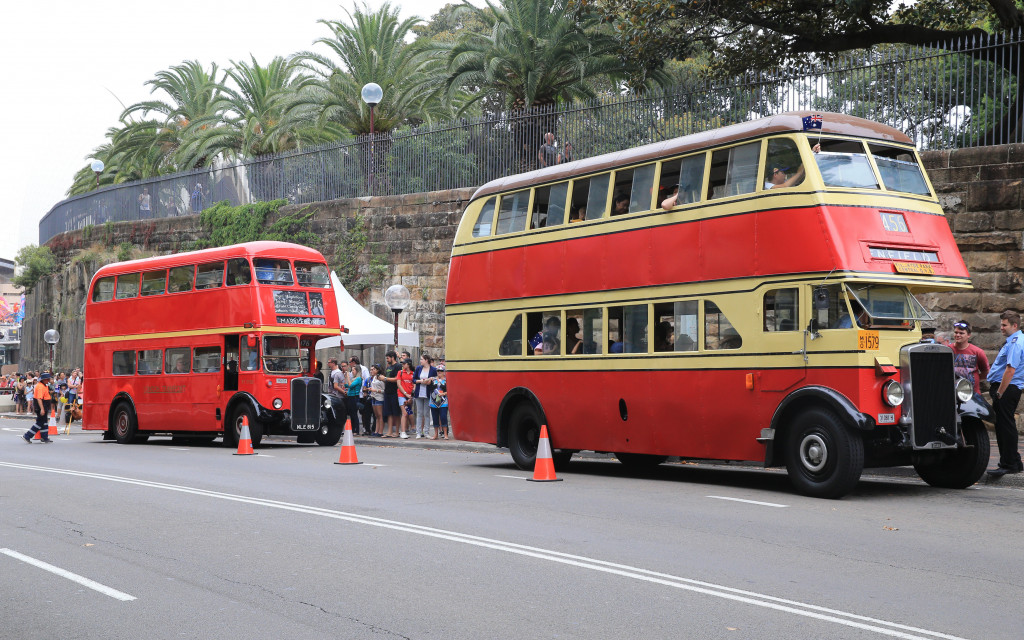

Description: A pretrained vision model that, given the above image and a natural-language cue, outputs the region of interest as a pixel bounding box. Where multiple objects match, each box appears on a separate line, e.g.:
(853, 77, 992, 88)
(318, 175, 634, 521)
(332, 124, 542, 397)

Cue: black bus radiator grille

(910, 351, 956, 447)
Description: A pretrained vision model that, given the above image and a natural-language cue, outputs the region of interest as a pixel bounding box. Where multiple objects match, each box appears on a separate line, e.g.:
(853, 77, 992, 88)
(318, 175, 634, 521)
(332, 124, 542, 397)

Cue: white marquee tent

(315, 272, 419, 349)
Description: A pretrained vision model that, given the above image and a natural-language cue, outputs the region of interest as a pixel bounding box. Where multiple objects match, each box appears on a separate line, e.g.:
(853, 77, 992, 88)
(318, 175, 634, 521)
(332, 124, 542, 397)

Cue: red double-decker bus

(446, 112, 990, 498)
(83, 241, 345, 447)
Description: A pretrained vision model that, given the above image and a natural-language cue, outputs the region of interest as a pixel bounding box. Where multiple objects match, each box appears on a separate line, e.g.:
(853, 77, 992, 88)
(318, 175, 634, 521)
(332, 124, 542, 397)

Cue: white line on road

(0, 461, 965, 640)
(0, 548, 136, 601)
(168, 448, 190, 451)
(496, 474, 528, 480)
(707, 495, 789, 508)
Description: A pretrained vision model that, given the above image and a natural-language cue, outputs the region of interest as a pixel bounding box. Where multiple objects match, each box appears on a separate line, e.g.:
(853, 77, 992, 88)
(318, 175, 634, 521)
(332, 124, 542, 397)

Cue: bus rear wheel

(913, 418, 989, 489)
(112, 402, 138, 445)
(225, 405, 263, 448)
(785, 408, 864, 499)
(507, 403, 542, 470)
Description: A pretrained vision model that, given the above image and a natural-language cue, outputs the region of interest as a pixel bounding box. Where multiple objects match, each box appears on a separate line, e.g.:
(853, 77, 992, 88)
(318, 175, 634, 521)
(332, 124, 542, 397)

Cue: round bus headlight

(323, 398, 332, 409)
(882, 380, 904, 407)
(272, 398, 283, 409)
(955, 377, 973, 403)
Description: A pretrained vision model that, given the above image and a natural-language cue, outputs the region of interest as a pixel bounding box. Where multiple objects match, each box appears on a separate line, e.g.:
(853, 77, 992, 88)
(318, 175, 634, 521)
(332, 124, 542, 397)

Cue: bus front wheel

(507, 404, 542, 470)
(314, 421, 342, 446)
(225, 405, 263, 448)
(785, 408, 864, 499)
(913, 418, 989, 489)
(112, 402, 138, 445)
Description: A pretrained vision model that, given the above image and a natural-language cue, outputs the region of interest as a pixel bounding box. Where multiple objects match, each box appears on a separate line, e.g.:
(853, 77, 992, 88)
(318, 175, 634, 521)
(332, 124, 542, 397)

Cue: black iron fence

(39, 29, 1024, 245)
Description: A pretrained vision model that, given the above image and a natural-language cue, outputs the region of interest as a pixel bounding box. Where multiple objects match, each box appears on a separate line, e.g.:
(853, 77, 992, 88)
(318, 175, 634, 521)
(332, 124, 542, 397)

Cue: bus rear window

(869, 144, 931, 196)
(295, 262, 331, 288)
(254, 259, 293, 285)
(92, 277, 115, 302)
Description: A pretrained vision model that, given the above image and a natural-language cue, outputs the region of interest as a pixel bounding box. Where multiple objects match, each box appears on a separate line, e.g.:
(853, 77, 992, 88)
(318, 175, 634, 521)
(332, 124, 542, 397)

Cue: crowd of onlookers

(321, 351, 450, 440)
(1, 368, 83, 418)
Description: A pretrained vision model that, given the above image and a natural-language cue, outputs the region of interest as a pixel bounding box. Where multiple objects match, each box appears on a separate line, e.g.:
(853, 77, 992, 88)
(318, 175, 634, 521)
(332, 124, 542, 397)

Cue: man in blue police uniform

(986, 310, 1024, 476)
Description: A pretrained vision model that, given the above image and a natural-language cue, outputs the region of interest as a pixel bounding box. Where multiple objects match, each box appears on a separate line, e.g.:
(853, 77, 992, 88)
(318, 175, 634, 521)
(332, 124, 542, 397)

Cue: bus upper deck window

(586, 173, 610, 220)
(226, 259, 252, 286)
(868, 144, 931, 196)
(196, 261, 225, 289)
(295, 262, 331, 288)
(472, 197, 496, 237)
(621, 164, 656, 214)
(92, 276, 115, 302)
(532, 183, 568, 229)
(141, 270, 166, 296)
(115, 273, 139, 299)
(254, 258, 293, 285)
(496, 190, 530, 235)
(708, 143, 758, 199)
(764, 138, 806, 190)
(813, 139, 879, 189)
(168, 266, 194, 293)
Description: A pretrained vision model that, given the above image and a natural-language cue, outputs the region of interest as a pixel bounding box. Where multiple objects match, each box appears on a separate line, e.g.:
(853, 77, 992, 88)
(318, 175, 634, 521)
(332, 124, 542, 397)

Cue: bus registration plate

(893, 261, 934, 275)
(858, 330, 880, 350)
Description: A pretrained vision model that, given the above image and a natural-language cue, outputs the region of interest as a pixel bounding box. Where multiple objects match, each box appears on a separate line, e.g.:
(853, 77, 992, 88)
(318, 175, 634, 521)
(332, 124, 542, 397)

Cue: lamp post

(90, 159, 105, 188)
(43, 329, 60, 374)
(360, 82, 383, 196)
(383, 284, 410, 349)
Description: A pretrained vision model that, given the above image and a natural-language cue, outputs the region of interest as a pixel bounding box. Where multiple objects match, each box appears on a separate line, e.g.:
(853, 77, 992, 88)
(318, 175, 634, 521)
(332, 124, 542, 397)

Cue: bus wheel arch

(224, 395, 263, 448)
(783, 406, 864, 499)
(499, 389, 548, 470)
(768, 386, 871, 468)
(913, 416, 989, 489)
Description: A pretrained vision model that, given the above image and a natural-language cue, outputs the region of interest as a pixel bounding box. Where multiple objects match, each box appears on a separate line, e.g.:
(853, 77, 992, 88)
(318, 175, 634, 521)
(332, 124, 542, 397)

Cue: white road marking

(0, 547, 136, 601)
(0, 461, 965, 640)
(707, 495, 789, 508)
(496, 474, 528, 480)
(168, 448, 190, 451)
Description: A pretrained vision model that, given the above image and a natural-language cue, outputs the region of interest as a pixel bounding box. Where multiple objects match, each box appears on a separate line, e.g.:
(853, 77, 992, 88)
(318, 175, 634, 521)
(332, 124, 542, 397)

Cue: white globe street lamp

(44, 328, 60, 374)
(383, 284, 410, 349)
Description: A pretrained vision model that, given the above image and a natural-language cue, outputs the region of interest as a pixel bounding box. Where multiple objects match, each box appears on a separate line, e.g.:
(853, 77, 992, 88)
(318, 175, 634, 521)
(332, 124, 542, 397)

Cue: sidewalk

(4, 412, 1021, 488)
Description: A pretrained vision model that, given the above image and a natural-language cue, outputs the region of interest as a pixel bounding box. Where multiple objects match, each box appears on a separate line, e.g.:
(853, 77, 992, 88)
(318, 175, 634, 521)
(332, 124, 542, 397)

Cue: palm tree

(121, 60, 229, 169)
(293, 2, 449, 137)
(176, 55, 320, 164)
(434, 0, 648, 112)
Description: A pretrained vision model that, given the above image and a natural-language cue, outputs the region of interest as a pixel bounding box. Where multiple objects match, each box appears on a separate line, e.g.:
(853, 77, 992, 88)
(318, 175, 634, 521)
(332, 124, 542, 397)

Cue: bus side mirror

(246, 334, 257, 347)
(812, 287, 830, 310)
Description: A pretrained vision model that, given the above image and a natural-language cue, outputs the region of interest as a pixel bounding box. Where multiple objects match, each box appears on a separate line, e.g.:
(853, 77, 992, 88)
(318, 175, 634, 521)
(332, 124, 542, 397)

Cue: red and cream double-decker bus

(83, 241, 345, 447)
(445, 112, 990, 498)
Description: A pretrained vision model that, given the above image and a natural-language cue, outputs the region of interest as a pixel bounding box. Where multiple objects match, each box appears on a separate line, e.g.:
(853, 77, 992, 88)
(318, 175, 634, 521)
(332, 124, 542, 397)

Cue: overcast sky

(0, 0, 460, 262)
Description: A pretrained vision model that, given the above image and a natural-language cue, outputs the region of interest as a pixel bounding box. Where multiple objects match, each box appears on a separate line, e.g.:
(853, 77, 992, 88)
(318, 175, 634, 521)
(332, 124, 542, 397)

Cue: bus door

(802, 283, 857, 371)
(192, 345, 223, 429)
(224, 335, 240, 391)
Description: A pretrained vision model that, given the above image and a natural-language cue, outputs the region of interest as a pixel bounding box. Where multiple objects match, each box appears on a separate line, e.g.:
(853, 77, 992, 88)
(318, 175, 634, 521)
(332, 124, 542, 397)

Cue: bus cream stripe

(0, 462, 966, 640)
(84, 325, 330, 344)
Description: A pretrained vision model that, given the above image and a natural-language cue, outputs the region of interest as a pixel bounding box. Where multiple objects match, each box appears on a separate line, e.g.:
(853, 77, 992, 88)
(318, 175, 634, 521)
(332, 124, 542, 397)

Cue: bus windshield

(845, 283, 933, 328)
(254, 259, 294, 285)
(263, 335, 303, 373)
(812, 137, 930, 195)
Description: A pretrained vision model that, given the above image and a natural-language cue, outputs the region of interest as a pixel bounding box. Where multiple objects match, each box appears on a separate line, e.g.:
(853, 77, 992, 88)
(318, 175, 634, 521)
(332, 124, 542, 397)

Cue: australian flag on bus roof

(802, 114, 823, 131)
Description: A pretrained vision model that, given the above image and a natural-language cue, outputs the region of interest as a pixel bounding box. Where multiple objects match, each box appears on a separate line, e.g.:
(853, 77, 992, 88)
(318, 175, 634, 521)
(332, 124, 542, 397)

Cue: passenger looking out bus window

(612, 169, 634, 215)
(165, 348, 190, 374)
(295, 262, 331, 288)
(661, 185, 679, 210)
(527, 312, 561, 355)
(196, 262, 224, 289)
(660, 154, 705, 209)
(168, 266, 194, 293)
(654, 301, 698, 351)
(612, 192, 630, 216)
(764, 138, 809, 190)
(764, 288, 799, 331)
(609, 305, 647, 353)
(226, 259, 252, 286)
(137, 349, 162, 375)
(472, 197, 496, 237)
(813, 138, 879, 189)
(141, 270, 167, 296)
(565, 308, 602, 354)
(193, 346, 221, 373)
(705, 301, 742, 350)
(254, 259, 293, 285)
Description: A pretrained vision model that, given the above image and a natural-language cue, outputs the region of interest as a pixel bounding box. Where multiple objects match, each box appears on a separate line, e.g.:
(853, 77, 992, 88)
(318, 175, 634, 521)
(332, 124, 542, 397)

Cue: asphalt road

(1, 418, 1022, 640)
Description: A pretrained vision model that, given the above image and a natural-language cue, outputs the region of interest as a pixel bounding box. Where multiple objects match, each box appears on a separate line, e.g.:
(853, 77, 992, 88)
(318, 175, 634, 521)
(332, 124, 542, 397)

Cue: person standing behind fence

(190, 183, 203, 213)
(22, 373, 53, 443)
(138, 187, 151, 216)
(986, 310, 1024, 476)
(413, 354, 437, 438)
(538, 132, 558, 168)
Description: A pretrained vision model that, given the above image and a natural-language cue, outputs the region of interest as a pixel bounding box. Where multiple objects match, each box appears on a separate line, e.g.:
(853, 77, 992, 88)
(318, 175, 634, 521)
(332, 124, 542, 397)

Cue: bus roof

(92, 241, 325, 278)
(471, 111, 914, 202)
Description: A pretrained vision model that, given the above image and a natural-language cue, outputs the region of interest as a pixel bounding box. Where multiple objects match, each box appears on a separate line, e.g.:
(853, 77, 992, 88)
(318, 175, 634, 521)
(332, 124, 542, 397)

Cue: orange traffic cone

(528, 425, 562, 482)
(48, 409, 59, 438)
(233, 416, 257, 455)
(334, 419, 362, 465)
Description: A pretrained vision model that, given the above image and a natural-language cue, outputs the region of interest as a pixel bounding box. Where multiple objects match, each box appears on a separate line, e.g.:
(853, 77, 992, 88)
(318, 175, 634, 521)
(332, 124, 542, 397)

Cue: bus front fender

(226, 393, 279, 425)
(765, 386, 874, 467)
